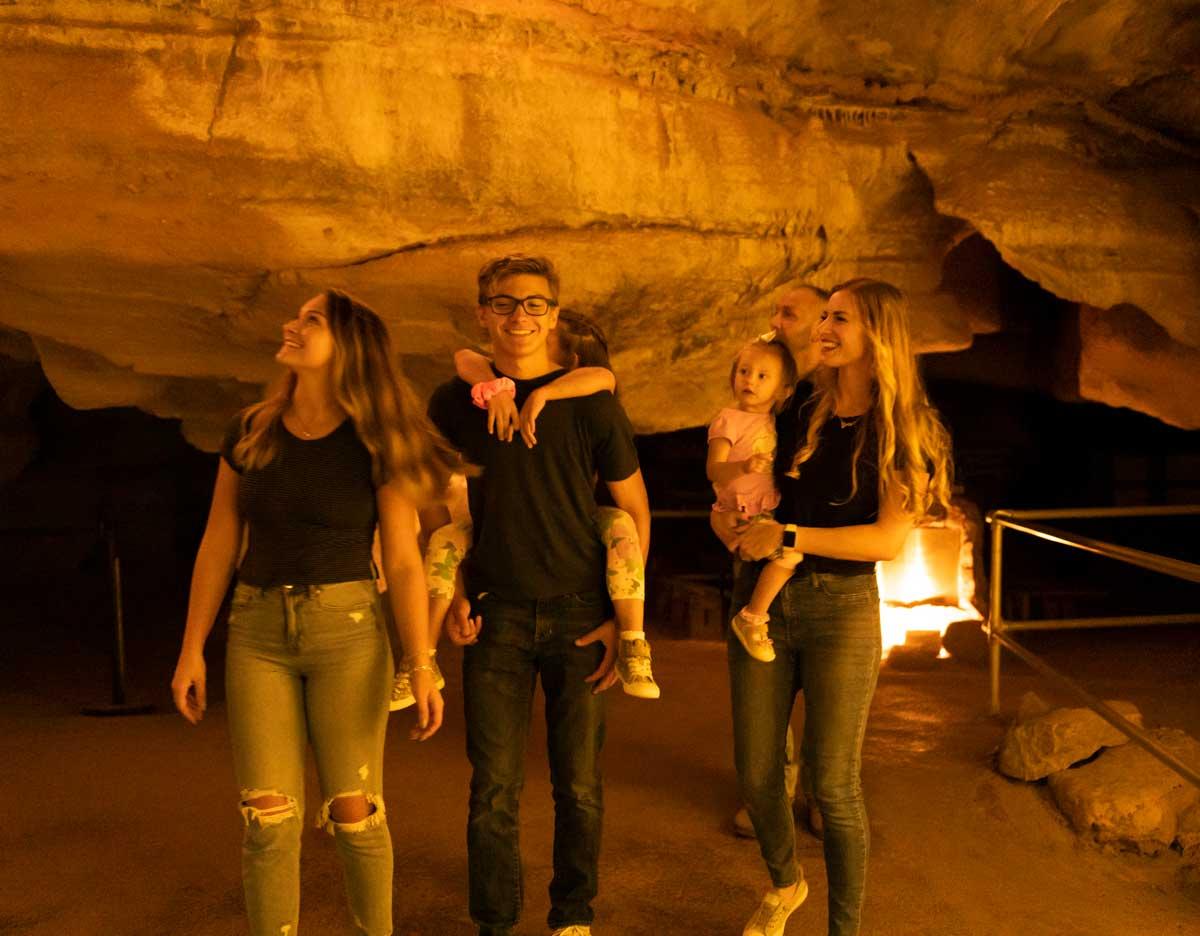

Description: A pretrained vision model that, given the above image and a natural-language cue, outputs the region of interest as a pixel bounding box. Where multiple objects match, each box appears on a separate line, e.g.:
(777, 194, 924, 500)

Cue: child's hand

(486, 391, 519, 442)
(745, 453, 772, 474)
(519, 389, 547, 448)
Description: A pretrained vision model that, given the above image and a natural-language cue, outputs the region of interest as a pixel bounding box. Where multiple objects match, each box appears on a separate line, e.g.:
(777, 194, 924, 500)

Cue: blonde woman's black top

(221, 416, 377, 587)
(775, 384, 879, 576)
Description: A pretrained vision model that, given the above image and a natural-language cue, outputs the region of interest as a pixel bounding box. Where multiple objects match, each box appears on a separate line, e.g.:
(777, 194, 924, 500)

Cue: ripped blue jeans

(225, 579, 393, 936)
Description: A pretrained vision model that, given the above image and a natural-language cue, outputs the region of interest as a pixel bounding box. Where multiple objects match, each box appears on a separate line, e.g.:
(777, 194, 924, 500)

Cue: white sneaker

(743, 881, 808, 936)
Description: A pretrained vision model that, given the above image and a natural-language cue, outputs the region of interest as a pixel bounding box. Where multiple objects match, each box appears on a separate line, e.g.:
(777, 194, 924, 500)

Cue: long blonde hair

(233, 290, 464, 503)
(790, 278, 953, 520)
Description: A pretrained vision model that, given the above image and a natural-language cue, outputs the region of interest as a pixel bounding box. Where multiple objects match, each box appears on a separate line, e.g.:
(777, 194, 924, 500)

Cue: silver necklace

(837, 414, 861, 429)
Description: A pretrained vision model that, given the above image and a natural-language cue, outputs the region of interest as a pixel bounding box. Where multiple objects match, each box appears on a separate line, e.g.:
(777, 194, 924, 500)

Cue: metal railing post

(988, 515, 1004, 715)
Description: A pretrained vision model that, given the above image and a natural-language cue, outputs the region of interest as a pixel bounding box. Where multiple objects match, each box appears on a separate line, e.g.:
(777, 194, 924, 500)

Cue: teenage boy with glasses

(425, 254, 651, 936)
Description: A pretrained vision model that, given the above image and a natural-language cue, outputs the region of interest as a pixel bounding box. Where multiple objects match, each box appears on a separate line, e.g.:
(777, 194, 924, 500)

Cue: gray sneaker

(616, 638, 661, 699)
(389, 653, 446, 712)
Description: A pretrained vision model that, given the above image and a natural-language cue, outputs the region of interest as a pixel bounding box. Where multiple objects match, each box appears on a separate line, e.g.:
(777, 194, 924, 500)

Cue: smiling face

(768, 287, 825, 376)
(476, 273, 560, 363)
(815, 289, 870, 370)
(276, 294, 336, 373)
(731, 344, 788, 414)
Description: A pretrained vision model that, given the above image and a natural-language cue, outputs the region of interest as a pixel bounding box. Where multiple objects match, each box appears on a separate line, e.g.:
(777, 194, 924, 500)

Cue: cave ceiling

(1, 0, 1198, 448)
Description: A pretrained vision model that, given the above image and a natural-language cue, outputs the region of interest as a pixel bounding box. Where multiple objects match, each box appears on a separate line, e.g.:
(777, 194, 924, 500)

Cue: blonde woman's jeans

(225, 579, 394, 936)
(728, 563, 880, 936)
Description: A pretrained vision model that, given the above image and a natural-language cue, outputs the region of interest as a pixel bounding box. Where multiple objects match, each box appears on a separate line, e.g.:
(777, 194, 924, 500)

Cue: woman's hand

(487, 391, 520, 442)
(519, 388, 547, 448)
(171, 650, 207, 725)
(736, 520, 784, 561)
(408, 668, 444, 741)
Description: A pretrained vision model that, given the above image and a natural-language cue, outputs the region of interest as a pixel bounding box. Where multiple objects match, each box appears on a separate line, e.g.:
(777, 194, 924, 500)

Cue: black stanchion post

(83, 518, 154, 716)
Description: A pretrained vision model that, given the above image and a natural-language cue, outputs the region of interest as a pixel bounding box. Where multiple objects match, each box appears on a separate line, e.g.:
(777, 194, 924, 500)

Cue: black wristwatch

(781, 524, 799, 551)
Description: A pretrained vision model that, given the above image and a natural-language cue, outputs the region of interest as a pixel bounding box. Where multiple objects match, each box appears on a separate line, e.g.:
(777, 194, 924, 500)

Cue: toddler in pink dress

(707, 338, 801, 662)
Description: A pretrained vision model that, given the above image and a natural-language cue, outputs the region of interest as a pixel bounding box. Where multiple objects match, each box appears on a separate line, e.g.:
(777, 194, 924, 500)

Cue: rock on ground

(941, 619, 988, 665)
(1178, 801, 1200, 859)
(1048, 727, 1200, 856)
(998, 700, 1143, 781)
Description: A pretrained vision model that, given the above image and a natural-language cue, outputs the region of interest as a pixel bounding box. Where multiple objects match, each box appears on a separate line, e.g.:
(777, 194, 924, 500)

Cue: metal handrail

(989, 628, 1200, 790)
(986, 505, 1199, 789)
(991, 506, 1200, 520)
(991, 515, 1200, 584)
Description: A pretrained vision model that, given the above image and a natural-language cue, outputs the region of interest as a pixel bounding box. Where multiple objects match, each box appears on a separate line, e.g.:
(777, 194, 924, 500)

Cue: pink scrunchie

(470, 377, 516, 409)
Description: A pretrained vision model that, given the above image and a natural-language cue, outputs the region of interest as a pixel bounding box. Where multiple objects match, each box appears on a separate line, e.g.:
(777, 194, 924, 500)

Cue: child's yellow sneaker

(616, 636, 660, 699)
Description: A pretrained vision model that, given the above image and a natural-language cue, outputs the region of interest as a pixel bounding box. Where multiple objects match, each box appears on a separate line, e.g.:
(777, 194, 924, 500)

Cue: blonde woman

(731, 279, 953, 936)
(170, 290, 459, 936)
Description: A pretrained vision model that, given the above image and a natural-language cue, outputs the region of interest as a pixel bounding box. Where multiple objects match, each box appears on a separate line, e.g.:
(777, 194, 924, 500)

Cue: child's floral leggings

(424, 507, 645, 602)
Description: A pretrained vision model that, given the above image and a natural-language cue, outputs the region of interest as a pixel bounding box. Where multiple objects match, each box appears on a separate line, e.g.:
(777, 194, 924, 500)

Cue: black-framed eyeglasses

(483, 294, 558, 316)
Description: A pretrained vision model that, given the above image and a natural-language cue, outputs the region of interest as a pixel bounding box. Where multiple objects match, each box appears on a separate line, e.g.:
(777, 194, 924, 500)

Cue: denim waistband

(233, 580, 376, 649)
(235, 579, 373, 598)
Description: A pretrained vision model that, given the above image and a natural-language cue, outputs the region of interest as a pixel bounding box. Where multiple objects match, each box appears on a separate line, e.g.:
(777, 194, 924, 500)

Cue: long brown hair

(790, 278, 953, 520)
(233, 290, 463, 503)
(555, 308, 611, 371)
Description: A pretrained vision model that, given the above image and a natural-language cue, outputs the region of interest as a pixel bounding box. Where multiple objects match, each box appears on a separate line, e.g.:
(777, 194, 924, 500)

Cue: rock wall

(1, 1, 1197, 446)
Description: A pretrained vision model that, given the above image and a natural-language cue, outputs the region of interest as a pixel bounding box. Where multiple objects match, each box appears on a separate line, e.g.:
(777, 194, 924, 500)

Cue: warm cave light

(877, 524, 981, 657)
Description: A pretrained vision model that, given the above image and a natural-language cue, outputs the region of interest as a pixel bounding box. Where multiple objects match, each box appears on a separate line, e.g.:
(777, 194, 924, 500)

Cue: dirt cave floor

(2, 612, 1198, 936)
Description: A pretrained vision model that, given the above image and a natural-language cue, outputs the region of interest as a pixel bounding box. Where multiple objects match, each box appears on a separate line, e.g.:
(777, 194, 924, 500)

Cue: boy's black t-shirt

(428, 371, 640, 600)
(774, 382, 879, 576)
(221, 417, 378, 587)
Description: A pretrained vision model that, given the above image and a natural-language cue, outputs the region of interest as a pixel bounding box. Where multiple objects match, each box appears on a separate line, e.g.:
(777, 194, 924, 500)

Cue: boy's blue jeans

(728, 563, 880, 936)
(463, 590, 609, 935)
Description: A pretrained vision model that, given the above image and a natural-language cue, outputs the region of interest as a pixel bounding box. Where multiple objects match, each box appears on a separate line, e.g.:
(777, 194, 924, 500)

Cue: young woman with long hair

(170, 289, 460, 936)
(731, 278, 952, 936)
